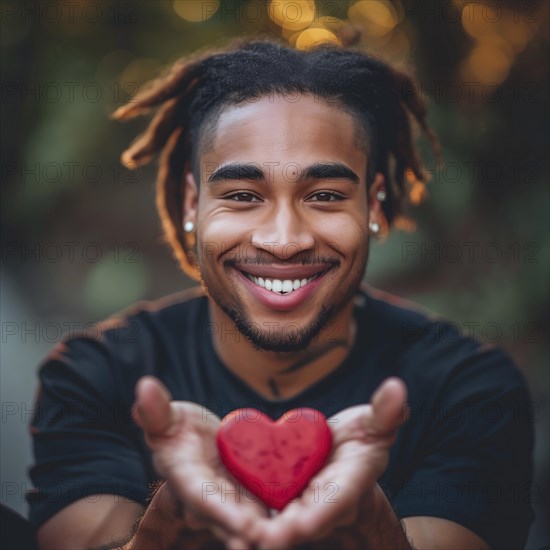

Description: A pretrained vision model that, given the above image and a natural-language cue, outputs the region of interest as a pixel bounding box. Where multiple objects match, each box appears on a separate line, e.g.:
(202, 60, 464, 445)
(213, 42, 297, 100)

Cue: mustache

(223, 255, 340, 268)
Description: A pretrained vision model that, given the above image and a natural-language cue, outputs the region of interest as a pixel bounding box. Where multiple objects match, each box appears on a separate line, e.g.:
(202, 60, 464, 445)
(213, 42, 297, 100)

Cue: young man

(28, 39, 534, 549)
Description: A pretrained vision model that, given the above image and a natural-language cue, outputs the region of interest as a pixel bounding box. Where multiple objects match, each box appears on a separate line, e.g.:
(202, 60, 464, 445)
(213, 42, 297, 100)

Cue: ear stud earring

(369, 222, 380, 234)
(376, 190, 387, 202)
(184, 221, 195, 232)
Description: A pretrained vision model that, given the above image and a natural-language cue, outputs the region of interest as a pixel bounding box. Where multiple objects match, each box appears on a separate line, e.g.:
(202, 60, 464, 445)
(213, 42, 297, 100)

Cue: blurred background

(1, 0, 548, 546)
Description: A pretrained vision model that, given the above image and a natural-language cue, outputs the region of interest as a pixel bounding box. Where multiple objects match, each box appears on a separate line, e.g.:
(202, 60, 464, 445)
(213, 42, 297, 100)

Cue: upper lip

(234, 264, 333, 280)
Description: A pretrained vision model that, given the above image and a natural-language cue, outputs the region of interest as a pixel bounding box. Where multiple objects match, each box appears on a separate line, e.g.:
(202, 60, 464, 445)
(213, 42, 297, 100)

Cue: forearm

(300, 484, 412, 550)
(119, 482, 223, 550)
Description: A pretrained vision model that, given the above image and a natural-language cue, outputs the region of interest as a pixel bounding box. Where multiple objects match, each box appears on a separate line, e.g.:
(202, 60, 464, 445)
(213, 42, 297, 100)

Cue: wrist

(359, 483, 412, 550)
(157, 481, 187, 528)
(360, 483, 386, 522)
(128, 482, 187, 550)
(310, 484, 410, 550)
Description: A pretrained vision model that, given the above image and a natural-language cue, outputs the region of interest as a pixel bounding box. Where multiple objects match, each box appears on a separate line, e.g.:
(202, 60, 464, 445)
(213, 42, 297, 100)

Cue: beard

(199, 244, 369, 353)
(218, 300, 335, 352)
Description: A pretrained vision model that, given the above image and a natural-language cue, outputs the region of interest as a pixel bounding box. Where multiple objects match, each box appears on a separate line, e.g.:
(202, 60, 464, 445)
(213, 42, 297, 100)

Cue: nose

(251, 203, 315, 260)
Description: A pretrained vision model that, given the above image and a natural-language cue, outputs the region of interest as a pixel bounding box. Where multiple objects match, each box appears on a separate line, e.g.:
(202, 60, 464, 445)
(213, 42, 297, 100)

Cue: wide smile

(242, 272, 322, 294)
(233, 266, 333, 312)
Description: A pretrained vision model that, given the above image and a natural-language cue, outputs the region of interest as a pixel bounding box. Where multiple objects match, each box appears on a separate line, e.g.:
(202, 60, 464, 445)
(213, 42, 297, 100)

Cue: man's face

(188, 93, 371, 352)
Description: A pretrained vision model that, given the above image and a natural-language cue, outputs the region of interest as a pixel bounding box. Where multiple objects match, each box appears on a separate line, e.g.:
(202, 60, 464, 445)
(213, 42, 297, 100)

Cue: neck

(207, 298, 358, 401)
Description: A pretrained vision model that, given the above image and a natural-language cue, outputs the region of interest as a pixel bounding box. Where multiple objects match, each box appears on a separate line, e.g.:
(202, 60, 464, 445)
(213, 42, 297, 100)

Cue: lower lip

(234, 268, 331, 312)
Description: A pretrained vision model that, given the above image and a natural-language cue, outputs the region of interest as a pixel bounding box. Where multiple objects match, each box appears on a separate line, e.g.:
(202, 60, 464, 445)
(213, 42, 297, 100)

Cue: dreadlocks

(112, 36, 439, 280)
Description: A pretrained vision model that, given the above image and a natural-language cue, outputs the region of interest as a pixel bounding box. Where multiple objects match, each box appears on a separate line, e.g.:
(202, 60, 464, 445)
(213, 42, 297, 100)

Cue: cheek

(339, 228, 367, 259)
(196, 192, 239, 262)
(196, 209, 250, 265)
(318, 212, 368, 255)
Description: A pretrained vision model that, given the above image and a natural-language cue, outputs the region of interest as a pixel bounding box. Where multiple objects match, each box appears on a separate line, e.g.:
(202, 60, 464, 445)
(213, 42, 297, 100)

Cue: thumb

(133, 376, 179, 437)
(368, 377, 409, 437)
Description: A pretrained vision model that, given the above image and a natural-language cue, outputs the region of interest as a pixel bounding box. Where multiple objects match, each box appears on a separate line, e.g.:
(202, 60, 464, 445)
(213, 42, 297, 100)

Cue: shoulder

(37, 287, 207, 403)
(55, 285, 206, 349)
(358, 284, 529, 397)
(98, 285, 207, 335)
(363, 287, 535, 548)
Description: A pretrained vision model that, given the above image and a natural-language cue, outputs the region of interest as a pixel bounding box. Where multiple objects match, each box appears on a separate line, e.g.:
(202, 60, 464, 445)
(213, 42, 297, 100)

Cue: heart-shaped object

(217, 408, 332, 510)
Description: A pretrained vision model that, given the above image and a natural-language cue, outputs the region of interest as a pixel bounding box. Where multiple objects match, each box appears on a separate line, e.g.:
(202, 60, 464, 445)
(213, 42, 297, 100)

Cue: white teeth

(282, 280, 293, 293)
(272, 280, 283, 292)
(246, 273, 320, 294)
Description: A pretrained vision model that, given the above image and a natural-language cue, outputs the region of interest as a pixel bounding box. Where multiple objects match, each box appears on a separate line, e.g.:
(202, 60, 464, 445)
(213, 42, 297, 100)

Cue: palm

(148, 401, 226, 496)
(252, 378, 408, 548)
(134, 377, 268, 539)
(271, 404, 394, 530)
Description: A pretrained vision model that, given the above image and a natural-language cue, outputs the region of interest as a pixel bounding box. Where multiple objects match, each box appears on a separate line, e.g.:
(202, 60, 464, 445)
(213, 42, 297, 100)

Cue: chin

(221, 301, 333, 353)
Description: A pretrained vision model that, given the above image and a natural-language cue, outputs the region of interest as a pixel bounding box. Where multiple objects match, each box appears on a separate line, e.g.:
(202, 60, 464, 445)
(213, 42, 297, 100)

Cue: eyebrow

(207, 162, 360, 184)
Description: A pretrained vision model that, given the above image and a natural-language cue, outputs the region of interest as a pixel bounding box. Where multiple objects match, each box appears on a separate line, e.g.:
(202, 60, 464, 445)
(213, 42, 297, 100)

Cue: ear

(367, 172, 386, 216)
(368, 173, 389, 237)
(181, 170, 199, 272)
(183, 170, 198, 225)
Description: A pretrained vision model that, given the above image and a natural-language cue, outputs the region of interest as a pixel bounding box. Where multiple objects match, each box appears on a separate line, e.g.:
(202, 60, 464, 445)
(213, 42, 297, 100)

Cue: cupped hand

(133, 376, 269, 549)
(251, 377, 409, 549)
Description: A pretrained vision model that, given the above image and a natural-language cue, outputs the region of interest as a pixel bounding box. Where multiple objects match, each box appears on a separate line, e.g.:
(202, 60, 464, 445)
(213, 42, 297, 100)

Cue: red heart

(216, 408, 333, 510)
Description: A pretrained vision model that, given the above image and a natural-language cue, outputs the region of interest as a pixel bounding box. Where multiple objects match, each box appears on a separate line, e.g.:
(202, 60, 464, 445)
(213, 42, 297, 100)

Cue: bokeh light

(374, 26, 411, 65)
(173, 0, 220, 23)
(461, 2, 497, 40)
(269, 0, 316, 31)
(458, 0, 547, 94)
(467, 43, 511, 84)
(348, 0, 398, 38)
(295, 27, 341, 50)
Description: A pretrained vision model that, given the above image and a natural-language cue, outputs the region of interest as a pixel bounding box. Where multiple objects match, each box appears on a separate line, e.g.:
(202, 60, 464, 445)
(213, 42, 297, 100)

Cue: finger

(368, 377, 408, 436)
(225, 534, 253, 550)
(176, 482, 261, 547)
(184, 508, 211, 531)
(199, 520, 236, 546)
(175, 476, 266, 543)
(206, 505, 259, 548)
(254, 465, 366, 548)
(202, 501, 261, 549)
(254, 508, 331, 550)
(133, 376, 179, 437)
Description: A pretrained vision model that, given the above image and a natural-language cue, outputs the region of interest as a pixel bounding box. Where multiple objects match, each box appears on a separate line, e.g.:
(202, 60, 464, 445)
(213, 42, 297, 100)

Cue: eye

(307, 191, 345, 202)
(225, 192, 262, 203)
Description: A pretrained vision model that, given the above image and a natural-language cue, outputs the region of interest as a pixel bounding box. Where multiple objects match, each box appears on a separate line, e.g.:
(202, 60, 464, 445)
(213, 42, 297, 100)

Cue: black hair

(113, 36, 439, 279)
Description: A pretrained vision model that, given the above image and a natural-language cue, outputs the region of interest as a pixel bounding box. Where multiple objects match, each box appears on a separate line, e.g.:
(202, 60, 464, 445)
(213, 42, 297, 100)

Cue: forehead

(203, 94, 368, 172)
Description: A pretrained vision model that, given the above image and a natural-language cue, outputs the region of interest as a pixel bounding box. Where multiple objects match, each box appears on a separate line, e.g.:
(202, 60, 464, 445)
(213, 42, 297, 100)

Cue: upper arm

(27, 333, 153, 538)
(37, 494, 144, 550)
(403, 516, 490, 550)
(391, 348, 535, 548)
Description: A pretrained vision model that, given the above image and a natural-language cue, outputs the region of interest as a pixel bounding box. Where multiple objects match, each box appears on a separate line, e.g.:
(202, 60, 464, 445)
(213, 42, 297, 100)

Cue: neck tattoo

(267, 378, 281, 398)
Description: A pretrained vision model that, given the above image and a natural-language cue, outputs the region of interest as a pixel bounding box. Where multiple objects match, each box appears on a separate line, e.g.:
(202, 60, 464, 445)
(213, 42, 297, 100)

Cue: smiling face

(184, 93, 382, 352)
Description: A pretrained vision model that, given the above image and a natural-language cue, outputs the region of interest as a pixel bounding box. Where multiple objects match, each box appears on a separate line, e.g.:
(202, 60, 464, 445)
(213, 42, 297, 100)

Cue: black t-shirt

(27, 286, 535, 549)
